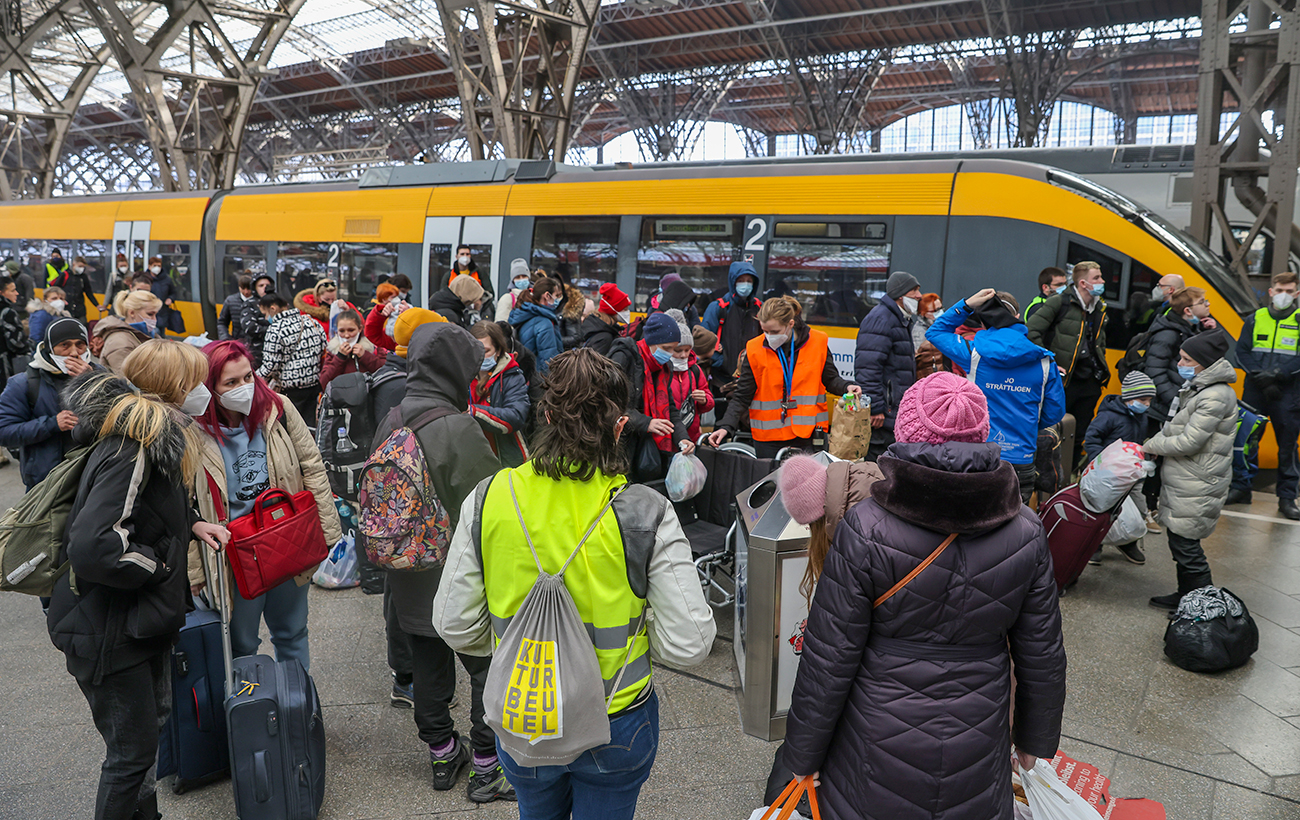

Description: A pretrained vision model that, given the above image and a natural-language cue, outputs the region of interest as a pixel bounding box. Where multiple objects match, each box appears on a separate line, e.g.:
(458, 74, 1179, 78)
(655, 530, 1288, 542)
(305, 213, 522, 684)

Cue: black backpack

(317, 368, 404, 499)
(1116, 327, 1155, 380)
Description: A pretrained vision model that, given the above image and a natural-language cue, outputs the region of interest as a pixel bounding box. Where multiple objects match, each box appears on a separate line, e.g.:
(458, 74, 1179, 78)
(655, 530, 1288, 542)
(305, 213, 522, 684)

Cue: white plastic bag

(1079, 440, 1151, 513)
(1020, 760, 1101, 820)
(665, 452, 707, 502)
(313, 532, 359, 589)
(746, 810, 808, 820)
(1101, 496, 1145, 546)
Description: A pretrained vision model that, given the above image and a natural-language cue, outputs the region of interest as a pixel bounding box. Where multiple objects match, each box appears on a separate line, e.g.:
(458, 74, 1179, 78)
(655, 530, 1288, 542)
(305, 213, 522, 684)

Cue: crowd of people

(12, 243, 1297, 820)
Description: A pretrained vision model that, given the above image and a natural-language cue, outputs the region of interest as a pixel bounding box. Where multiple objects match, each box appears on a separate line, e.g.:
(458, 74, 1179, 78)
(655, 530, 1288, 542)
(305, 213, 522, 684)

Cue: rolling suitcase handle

(206, 540, 237, 701)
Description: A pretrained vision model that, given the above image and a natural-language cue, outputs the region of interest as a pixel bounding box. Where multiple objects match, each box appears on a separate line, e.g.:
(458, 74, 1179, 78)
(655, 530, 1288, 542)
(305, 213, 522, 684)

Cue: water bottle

(336, 426, 356, 457)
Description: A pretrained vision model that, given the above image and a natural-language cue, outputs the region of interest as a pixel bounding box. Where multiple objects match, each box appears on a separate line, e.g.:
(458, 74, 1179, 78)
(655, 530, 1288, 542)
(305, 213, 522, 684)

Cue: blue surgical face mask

(1187, 314, 1201, 326)
(734, 281, 754, 298)
(1178, 365, 1197, 381)
(1091, 282, 1106, 297)
(1054, 284, 1067, 294)
(652, 348, 673, 366)
(513, 277, 529, 290)
(481, 356, 496, 371)
(1126, 401, 1149, 414)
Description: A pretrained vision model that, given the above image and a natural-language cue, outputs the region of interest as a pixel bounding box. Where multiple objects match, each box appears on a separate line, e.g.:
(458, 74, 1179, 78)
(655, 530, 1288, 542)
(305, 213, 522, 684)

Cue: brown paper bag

(828, 394, 872, 461)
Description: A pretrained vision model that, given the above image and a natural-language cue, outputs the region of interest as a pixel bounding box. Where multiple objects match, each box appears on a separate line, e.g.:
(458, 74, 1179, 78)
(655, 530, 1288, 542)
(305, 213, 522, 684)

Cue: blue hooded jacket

(927, 299, 1066, 465)
(509, 301, 563, 374)
(702, 261, 761, 375)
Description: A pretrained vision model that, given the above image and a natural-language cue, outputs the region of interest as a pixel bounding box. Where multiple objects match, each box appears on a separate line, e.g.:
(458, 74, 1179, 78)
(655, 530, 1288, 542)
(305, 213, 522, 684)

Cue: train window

(222, 244, 265, 296)
(276, 241, 396, 306)
(77, 240, 109, 293)
(24, 240, 57, 281)
(426, 243, 453, 297)
(773, 222, 887, 240)
(340, 243, 396, 306)
(636, 217, 742, 311)
(767, 221, 891, 327)
(1227, 226, 1270, 277)
(1120, 259, 1163, 338)
(1065, 241, 1123, 302)
(156, 243, 193, 302)
(531, 217, 619, 296)
(277, 242, 331, 298)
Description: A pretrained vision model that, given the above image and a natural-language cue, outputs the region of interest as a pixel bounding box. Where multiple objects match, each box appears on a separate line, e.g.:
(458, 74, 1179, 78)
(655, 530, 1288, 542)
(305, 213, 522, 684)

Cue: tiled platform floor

(4, 463, 1300, 819)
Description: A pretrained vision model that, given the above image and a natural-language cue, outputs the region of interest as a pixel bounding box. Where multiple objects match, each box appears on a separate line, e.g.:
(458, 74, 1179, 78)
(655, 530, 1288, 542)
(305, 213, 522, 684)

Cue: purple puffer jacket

(783, 442, 1066, 820)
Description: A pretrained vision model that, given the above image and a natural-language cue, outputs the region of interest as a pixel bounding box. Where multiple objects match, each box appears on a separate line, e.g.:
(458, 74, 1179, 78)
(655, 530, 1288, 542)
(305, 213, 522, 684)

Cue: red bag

(206, 472, 328, 600)
(1038, 483, 1118, 591)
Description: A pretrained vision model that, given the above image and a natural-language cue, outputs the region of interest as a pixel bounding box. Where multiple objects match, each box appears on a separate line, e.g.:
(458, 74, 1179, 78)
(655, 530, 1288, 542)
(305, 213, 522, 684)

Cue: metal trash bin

(733, 452, 834, 741)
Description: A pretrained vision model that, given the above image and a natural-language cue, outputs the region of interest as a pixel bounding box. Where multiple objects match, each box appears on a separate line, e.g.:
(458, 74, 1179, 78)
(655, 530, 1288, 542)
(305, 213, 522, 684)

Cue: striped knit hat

(1120, 371, 1157, 400)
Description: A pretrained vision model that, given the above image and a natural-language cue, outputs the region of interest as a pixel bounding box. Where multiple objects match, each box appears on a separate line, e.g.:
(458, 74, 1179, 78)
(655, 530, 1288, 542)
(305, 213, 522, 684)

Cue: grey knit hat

(1120, 371, 1157, 400)
(886, 270, 920, 300)
(665, 308, 692, 346)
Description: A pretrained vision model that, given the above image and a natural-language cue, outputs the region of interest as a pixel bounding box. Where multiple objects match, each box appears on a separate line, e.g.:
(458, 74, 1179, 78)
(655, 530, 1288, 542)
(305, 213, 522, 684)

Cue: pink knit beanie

(893, 372, 990, 445)
(778, 454, 829, 525)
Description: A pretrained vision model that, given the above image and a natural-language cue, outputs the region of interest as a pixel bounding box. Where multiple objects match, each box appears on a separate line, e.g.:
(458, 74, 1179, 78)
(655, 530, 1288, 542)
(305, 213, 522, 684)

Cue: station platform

(3, 461, 1300, 819)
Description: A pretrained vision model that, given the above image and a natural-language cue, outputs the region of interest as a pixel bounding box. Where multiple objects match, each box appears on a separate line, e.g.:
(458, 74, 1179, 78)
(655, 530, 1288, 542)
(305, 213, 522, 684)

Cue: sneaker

(430, 735, 470, 791)
(1149, 591, 1182, 610)
(1088, 547, 1103, 566)
(391, 679, 414, 709)
(1115, 540, 1146, 565)
(1225, 487, 1252, 506)
(468, 764, 517, 803)
(1144, 511, 1162, 533)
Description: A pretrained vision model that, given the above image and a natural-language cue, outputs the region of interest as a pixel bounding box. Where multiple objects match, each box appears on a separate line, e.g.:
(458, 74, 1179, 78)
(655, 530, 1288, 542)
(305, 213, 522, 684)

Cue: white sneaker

(1144, 511, 1162, 533)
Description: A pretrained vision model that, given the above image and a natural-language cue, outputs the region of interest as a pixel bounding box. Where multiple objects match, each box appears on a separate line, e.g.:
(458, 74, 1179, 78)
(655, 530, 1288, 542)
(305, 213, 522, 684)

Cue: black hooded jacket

(47, 371, 200, 684)
(373, 323, 500, 636)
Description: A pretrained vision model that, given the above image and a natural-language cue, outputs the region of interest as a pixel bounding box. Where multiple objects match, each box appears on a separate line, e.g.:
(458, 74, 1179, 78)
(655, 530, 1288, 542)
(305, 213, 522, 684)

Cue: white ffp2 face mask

(219, 381, 255, 416)
(1273, 291, 1296, 311)
(902, 296, 919, 315)
(181, 383, 211, 416)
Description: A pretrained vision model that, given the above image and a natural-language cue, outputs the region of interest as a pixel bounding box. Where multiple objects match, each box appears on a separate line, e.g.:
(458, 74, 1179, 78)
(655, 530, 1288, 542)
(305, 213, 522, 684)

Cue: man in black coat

(1141, 285, 1217, 420)
(218, 274, 255, 341)
(854, 270, 921, 459)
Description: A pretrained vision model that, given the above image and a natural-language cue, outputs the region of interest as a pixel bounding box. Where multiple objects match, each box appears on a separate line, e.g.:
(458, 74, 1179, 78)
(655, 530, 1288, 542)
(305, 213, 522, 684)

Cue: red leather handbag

(205, 472, 328, 600)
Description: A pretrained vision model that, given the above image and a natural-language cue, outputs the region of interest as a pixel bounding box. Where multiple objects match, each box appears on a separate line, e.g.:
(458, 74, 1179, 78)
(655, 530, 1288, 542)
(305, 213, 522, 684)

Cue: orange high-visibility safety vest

(745, 329, 830, 441)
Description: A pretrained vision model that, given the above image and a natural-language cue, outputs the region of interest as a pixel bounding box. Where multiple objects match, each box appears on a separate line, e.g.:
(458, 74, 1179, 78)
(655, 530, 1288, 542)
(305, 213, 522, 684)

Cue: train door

(461, 216, 502, 296)
(421, 217, 459, 306)
(420, 216, 502, 307)
(112, 220, 150, 276)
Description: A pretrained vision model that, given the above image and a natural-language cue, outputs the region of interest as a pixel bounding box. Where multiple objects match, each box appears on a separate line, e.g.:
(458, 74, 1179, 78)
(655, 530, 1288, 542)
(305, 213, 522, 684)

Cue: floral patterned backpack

(358, 407, 454, 570)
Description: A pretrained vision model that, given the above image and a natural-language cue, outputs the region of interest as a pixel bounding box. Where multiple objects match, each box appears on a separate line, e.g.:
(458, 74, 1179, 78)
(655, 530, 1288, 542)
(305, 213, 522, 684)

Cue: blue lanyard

(775, 342, 795, 402)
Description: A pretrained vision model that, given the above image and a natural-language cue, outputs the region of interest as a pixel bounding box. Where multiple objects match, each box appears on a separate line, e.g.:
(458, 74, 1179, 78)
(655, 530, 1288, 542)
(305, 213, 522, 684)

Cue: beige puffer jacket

(1143, 357, 1238, 540)
(94, 314, 149, 375)
(187, 397, 342, 604)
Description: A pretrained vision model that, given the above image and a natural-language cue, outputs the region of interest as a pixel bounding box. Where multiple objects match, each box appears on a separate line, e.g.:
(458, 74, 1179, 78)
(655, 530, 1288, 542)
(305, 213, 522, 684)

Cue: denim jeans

(499, 691, 659, 820)
(229, 576, 311, 670)
(76, 652, 171, 820)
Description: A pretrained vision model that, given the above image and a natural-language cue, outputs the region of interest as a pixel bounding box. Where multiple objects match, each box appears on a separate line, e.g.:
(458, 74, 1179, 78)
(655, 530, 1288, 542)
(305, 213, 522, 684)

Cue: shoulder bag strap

(507, 472, 623, 576)
(204, 469, 229, 526)
(873, 532, 959, 609)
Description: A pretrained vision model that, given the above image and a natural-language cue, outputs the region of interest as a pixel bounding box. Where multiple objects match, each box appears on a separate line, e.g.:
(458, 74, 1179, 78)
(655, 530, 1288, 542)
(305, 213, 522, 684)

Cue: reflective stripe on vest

(746, 329, 830, 441)
(479, 468, 651, 714)
(1252, 307, 1300, 357)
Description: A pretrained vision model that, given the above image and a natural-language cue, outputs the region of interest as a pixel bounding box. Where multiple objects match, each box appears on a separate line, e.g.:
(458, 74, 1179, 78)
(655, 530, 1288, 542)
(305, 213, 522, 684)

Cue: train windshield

(1047, 169, 1258, 315)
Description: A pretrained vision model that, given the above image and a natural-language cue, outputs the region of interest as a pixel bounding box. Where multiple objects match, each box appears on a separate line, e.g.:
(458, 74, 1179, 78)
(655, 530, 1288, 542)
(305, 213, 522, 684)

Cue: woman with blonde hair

(48, 339, 230, 820)
(93, 290, 162, 374)
(188, 339, 341, 670)
(708, 295, 861, 459)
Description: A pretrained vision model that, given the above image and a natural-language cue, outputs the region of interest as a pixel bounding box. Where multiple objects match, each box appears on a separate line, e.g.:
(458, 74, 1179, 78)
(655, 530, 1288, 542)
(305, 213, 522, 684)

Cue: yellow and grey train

(0, 151, 1268, 459)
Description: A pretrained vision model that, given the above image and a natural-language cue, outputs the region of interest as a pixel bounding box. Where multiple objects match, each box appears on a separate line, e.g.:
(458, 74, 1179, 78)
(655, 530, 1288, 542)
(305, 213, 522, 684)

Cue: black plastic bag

(1163, 587, 1259, 673)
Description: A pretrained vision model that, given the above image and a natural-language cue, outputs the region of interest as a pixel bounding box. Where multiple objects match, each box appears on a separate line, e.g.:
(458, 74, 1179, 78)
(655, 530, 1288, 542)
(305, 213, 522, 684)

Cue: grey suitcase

(212, 551, 326, 819)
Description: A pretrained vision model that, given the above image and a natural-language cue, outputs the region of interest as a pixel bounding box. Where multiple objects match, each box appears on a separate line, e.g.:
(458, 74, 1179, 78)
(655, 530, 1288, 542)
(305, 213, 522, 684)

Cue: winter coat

(1084, 394, 1152, 465)
(509, 301, 563, 375)
(667, 353, 714, 441)
(1025, 287, 1109, 388)
(927, 300, 1066, 465)
(47, 372, 199, 685)
(371, 323, 500, 637)
(578, 314, 620, 357)
(27, 299, 68, 345)
(363, 300, 397, 352)
(1141, 310, 1199, 419)
(910, 315, 934, 351)
(294, 289, 358, 336)
(369, 352, 408, 435)
(50, 268, 96, 322)
(0, 344, 80, 488)
(701, 261, 762, 378)
(146, 272, 185, 334)
(494, 287, 526, 323)
(783, 442, 1066, 820)
(854, 298, 916, 428)
(319, 334, 384, 389)
(438, 262, 494, 302)
(188, 398, 343, 605)
(0, 299, 27, 380)
(559, 285, 587, 350)
(470, 354, 531, 468)
(1235, 305, 1300, 410)
(1143, 358, 1238, 540)
(238, 298, 269, 364)
(93, 315, 150, 376)
(609, 336, 689, 449)
(822, 460, 885, 538)
(257, 308, 327, 390)
(718, 323, 852, 435)
(14, 270, 34, 306)
(217, 292, 250, 341)
(428, 287, 470, 327)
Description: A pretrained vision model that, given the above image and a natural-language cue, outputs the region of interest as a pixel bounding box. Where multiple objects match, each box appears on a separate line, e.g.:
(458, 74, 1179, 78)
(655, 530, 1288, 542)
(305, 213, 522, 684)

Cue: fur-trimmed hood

(560, 284, 586, 323)
(294, 289, 330, 321)
(62, 369, 191, 481)
(870, 441, 1022, 534)
(327, 333, 375, 356)
(27, 298, 67, 318)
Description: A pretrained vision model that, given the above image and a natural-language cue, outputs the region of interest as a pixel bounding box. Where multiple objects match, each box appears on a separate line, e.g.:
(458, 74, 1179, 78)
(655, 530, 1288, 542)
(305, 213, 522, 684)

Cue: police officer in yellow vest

(433, 348, 715, 820)
(1236, 271, 1300, 519)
